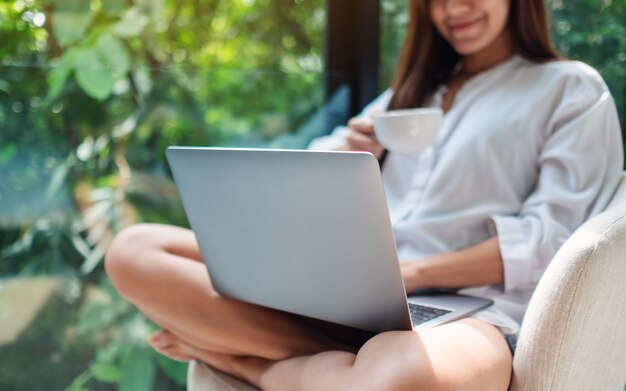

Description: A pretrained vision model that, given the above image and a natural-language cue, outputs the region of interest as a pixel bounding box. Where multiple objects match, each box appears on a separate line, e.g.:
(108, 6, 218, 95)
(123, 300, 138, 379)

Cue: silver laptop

(166, 147, 493, 333)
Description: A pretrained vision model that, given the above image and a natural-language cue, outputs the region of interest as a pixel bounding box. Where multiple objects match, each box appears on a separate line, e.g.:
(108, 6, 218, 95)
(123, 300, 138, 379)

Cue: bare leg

(182, 318, 512, 391)
(105, 223, 358, 360)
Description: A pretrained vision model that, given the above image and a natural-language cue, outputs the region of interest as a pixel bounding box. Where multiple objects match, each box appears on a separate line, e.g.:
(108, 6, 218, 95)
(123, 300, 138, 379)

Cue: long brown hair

(388, 0, 560, 110)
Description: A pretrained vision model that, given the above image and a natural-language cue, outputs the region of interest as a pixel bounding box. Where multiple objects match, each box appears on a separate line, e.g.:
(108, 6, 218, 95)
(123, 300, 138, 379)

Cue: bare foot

(149, 330, 272, 387)
(149, 330, 195, 362)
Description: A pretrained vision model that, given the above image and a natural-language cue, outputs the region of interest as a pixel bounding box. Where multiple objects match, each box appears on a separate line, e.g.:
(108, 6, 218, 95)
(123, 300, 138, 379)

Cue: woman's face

(429, 0, 511, 56)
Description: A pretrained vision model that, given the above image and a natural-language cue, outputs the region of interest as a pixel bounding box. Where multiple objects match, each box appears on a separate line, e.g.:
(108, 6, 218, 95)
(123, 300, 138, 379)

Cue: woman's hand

(337, 116, 385, 159)
(400, 260, 426, 293)
(399, 237, 505, 293)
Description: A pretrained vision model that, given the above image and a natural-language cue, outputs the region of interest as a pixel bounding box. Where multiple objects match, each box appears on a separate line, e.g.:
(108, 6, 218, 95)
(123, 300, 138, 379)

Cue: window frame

(325, 0, 381, 116)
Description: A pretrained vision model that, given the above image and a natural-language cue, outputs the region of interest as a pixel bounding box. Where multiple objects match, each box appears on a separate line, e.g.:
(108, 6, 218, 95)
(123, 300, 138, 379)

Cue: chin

(452, 45, 482, 56)
(450, 41, 488, 56)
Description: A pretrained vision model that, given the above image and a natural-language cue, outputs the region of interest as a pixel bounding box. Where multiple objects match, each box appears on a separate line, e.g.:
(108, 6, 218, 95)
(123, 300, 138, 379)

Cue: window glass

(0, 1, 327, 389)
(380, 0, 408, 89)
(549, 0, 626, 128)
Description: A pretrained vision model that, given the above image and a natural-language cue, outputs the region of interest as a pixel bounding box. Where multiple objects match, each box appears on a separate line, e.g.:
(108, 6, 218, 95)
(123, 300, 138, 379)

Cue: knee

(104, 223, 157, 297)
(477, 333, 512, 391)
(352, 329, 511, 391)
(371, 325, 512, 391)
(491, 351, 513, 391)
(353, 331, 438, 391)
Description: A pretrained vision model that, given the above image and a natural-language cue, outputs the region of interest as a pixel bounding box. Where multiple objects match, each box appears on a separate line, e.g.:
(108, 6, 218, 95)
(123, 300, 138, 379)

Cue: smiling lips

(448, 16, 486, 34)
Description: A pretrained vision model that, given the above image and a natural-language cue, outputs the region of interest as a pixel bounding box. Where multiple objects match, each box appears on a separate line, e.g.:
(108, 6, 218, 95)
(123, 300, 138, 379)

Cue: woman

(105, 0, 624, 389)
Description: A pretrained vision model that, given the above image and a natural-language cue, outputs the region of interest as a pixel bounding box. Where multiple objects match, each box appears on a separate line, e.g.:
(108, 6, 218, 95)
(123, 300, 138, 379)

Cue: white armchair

(188, 172, 626, 391)
(509, 172, 626, 390)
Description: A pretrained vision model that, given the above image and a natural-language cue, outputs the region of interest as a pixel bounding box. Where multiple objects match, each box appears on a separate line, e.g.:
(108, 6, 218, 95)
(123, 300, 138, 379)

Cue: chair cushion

(510, 173, 626, 391)
(187, 360, 259, 391)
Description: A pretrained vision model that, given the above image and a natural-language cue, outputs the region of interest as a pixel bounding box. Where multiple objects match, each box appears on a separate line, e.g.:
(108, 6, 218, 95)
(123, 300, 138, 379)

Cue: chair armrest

(510, 173, 626, 390)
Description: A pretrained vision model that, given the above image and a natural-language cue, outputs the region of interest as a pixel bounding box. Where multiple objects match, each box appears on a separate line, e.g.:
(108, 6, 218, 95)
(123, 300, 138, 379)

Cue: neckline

(438, 54, 523, 96)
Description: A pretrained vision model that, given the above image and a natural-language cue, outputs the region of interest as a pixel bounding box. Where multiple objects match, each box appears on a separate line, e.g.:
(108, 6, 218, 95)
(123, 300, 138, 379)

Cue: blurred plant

(1, 125, 189, 388)
(1, 0, 325, 389)
(65, 278, 188, 391)
(549, 0, 626, 127)
(380, 0, 409, 89)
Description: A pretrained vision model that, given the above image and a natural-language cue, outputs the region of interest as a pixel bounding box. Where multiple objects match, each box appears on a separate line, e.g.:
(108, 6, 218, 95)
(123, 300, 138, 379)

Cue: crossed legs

(105, 223, 512, 390)
(105, 223, 346, 360)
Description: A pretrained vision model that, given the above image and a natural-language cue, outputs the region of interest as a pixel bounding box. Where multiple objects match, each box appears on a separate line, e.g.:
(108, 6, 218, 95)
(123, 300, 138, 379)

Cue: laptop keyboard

(408, 303, 451, 326)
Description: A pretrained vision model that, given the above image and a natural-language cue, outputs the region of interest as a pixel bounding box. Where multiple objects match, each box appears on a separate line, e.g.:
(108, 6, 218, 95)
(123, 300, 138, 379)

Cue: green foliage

(1, 0, 326, 274)
(155, 355, 188, 386)
(549, 0, 626, 126)
(50, 0, 92, 47)
(74, 48, 114, 100)
(63, 277, 187, 391)
(0, 278, 94, 390)
(119, 348, 156, 391)
(380, 0, 408, 89)
(1, 0, 325, 389)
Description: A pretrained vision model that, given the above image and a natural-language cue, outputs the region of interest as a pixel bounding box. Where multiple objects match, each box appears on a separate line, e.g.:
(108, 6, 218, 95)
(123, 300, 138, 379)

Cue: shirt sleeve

(308, 89, 394, 151)
(490, 89, 624, 292)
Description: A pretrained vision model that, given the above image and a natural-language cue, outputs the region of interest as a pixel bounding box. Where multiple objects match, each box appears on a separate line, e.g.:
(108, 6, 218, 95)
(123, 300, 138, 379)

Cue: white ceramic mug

(374, 108, 443, 154)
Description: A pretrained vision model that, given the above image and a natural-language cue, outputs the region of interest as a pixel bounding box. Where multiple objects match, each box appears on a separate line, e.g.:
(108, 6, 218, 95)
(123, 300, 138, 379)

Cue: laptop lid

(166, 147, 413, 332)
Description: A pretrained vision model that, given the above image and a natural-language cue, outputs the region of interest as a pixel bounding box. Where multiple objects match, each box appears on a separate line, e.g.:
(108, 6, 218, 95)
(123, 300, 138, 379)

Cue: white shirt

(310, 55, 624, 333)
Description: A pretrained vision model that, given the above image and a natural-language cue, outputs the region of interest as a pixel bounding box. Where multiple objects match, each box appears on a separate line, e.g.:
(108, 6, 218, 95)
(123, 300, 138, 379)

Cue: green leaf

(155, 355, 188, 386)
(0, 79, 10, 93)
(120, 348, 156, 391)
(46, 65, 72, 103)
(51, 0, 92, 47)
(96, 336, 126, 363)
(0, 143, 17, 165)
(112, 8, 148, 38)
(102, 0, 126, 15)
(70, 233, 92, 259)
(46, 162, 69, 200)
(96, 34, 131, 78)
(74, 49, 113, 101)
(76, 286, 130, 334)
(90, 362, 121, 383)
(65, 368, 92, 391)
(80, 245, 106, 274)
(46, 49, 80, 103)
(137, 0, 165, 24)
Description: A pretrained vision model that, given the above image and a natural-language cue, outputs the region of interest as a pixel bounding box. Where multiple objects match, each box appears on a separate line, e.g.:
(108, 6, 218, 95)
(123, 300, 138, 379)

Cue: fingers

(344, 116, 385, 158)
(346, 131, 385, 157)
(348, 117, 376, 135)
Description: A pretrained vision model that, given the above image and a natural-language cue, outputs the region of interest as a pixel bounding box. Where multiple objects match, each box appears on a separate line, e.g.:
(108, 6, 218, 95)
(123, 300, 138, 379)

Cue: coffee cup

(373, 108, 443, 154)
